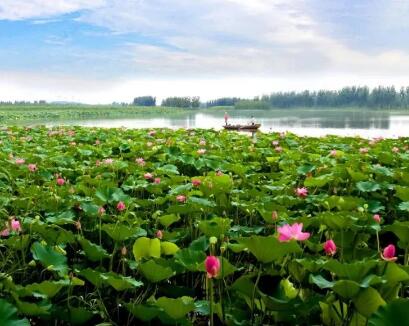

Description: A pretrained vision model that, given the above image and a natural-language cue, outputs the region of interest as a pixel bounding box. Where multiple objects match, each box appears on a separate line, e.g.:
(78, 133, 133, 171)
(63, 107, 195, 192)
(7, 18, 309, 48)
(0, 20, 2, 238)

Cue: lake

(45, 108, 409, 138)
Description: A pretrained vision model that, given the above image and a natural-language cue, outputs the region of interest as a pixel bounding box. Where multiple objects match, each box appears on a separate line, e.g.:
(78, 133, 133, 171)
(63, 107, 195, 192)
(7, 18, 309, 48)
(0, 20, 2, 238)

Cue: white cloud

(2, 0, 409, 102)
(0, 0, 105, 20)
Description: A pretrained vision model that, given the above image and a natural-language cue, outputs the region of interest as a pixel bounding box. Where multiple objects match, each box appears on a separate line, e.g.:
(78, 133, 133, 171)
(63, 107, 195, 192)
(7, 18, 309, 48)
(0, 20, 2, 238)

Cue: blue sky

(1, 0, 409, 103)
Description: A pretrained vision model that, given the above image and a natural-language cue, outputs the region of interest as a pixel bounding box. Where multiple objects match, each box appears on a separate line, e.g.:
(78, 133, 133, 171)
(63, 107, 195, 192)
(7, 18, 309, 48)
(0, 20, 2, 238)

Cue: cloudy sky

(1, 0, 409, 103)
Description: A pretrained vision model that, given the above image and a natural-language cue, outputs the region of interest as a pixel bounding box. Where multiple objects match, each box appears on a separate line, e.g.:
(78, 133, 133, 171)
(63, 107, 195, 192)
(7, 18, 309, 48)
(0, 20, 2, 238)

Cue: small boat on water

(223, 123, 261, 131)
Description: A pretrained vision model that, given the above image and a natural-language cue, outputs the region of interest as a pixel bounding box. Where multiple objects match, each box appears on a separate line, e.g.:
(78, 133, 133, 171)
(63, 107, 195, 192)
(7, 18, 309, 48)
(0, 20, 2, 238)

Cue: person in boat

(250, 116, 255, 125)
(224, 112, 229, 125)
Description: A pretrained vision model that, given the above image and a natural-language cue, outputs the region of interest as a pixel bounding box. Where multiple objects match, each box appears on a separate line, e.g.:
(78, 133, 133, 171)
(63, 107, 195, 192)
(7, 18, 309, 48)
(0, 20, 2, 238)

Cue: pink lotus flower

(144, 172, 153, 180)
(296, 187, 308, 198)
(197, 149, 206, 155)
(116, 201, 126, 211)
(272, 211, 278, 221)
(392, 147, 400, 153)
(28, 164, 37, 172)
(381, 244, 397, 262)
(95, 139, 101, 145)
(205, 255, 221, 279)
(176, 195, 187, 203)
(154, 177, 161, 184)
(135, 158, 146, 166)
(98, 206, 106, 215)
(277, 223, 310, 242)
(15, 158, 25, 165)
(192, 179, 201, 187)
(146, 141, 153, 147)
(56, 178, 65, 186)
(323, 240, 337, 256)
(330, 150, 337, 157)
(199, 139, 206, 146)
(95, 160, 101, 166)
(156, 230, 163, 239)
(359, 147, 369, 154)
(280, 132, 286, 138)
(373, 214, 381, 223)
(148, 130, 156, 136)
(275, 146, 283, 153)
(103, 158, 113, 165)
(272, 140, 279, 146)
(69, 141, 76, 146)
(11, 219, 21, 232)
(0, 228, 9, 237)
(216, 170, 223, 176)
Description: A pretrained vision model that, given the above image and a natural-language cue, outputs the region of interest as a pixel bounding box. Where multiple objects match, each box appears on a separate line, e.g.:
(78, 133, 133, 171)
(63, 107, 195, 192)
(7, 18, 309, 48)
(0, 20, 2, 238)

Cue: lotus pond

(1, 127, 409, 325)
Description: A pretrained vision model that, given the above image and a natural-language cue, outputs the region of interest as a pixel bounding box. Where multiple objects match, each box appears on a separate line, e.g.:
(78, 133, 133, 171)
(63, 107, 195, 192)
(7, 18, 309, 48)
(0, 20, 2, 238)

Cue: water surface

(44, 109, 409, 138)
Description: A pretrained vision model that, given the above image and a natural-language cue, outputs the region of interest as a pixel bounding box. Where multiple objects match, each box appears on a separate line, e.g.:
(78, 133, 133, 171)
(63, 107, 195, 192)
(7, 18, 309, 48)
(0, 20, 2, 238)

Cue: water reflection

(43, 109, 409, 138)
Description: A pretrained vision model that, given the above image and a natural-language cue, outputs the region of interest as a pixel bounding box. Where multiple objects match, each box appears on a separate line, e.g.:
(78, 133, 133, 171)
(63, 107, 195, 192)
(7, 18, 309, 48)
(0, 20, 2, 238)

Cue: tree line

(240, 86, 409, 109)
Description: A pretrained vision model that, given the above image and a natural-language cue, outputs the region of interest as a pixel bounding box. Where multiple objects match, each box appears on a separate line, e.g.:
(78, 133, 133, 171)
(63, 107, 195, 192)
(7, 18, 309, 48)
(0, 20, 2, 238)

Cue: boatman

(250, 116, 255, 125)
(224, 111, 229, 125)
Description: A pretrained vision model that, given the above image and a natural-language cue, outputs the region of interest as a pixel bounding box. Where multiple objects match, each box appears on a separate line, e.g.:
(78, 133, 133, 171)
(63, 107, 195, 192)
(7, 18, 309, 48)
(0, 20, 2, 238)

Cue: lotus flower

(296, 187, 308, 198)
(381, 244, 397, 262)
(373, 214, 381, 223)
(0, 228, 9, 237)
(103, 158, 113, 165)
(95, 140, 100, 145)
(156, 230, 163, 239)
(15, 158, 25, 165)
(359, 147, 369, 154)
(135, 158, 146, 166)
(176, 195, 187, 203)
(98, 206, 106, 215)
(117, 201, 126, 211)
(205, 255, 221, 278)
(144, 172, 153, 180)
(330, 150, 337, 157)
(11, 219, 21, 232)
(272, 140, 279, 146)
(154, 177, 161, 184)
(199, 139, 206, 146)
(28, 164, 37, 172)
(148, 130, 156, 136)
(272, 211, 278, 221)
(192, 179, 201, 187)
(323, 240, 337, 256)
(56, 178, 65, 186)
(197, 149, 206, 155)
(275, 146, 283, 153)
(277, 223, 310, 242)
(216, 170, 223, 176)
(392, 147, 400, 153)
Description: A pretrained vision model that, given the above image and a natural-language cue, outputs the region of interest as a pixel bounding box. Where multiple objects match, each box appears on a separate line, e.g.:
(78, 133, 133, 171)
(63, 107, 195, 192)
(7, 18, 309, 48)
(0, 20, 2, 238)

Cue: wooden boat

(223, 123, 261, 131)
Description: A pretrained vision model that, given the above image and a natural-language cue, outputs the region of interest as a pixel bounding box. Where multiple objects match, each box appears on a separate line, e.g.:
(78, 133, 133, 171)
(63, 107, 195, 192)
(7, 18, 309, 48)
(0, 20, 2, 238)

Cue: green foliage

(0, 126, 408, 325)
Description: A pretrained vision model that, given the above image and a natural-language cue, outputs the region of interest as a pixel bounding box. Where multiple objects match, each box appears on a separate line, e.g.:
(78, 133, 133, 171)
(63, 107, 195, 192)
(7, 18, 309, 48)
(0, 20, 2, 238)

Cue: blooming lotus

(359, 147, 369, 154)
(117, 201, 126, 211)
(192, 179, 201, 187)
(28, 164, 37, 172)
(323, 240, 337, 256)
(11, 219, 21, 232)
(275, 146, 283, 153)
(277, 223, 310, 242)
(199, 139, 206, 146)
(216, 170, 223, 176)
(272, 140, 279, 146)
(197, 149, 206, 155)
(15, 158, 25, 165)
(103, 158, 113, 165)
(135, 158, 145, 166)
(98, 207, 106, 215)
(0, 228, 9, 237)
(381, 244, 397, 262)
(144, 173, 153, 180)
(56, 178, 65, 186)
(330, 150, 337, 157)
(154, 177, 161, 184)
(296, 187, 308, 198)
(205, 255, 221, 278)
(176, 195, 187, 203)
(392, 147, 400, 153)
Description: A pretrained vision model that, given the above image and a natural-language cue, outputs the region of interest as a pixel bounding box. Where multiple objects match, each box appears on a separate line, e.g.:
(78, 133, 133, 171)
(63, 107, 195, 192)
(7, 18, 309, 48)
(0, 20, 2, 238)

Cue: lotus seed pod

(209, 236, 218, 245)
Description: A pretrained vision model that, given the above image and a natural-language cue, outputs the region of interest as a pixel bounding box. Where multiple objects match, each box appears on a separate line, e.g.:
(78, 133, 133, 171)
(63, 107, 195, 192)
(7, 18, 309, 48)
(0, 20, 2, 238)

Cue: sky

(1, 0, 409, 104)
